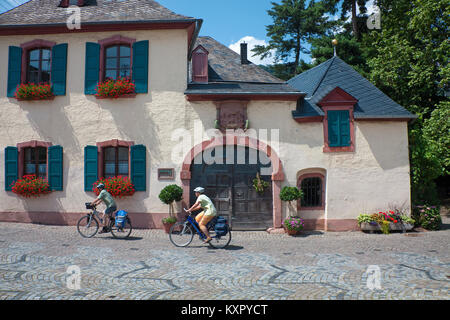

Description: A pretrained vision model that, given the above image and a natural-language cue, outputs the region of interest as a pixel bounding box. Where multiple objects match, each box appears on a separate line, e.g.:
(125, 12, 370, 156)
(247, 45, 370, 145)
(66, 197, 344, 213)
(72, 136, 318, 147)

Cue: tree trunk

(352, 1, 359, 40)
(294, 32, 301, 74)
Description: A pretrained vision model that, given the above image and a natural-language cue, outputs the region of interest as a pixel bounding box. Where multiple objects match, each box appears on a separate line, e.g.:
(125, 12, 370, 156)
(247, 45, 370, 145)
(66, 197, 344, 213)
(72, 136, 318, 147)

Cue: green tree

(367, 0, 449, 203)
(252, 0, 334, 79)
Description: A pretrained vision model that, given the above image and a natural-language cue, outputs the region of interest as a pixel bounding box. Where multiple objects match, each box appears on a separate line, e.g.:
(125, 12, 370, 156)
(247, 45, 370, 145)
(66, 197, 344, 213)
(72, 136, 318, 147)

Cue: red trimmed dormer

(191, 45, 209, 83)
(59, 0, 85, 7)
(318, 87, 358, 153)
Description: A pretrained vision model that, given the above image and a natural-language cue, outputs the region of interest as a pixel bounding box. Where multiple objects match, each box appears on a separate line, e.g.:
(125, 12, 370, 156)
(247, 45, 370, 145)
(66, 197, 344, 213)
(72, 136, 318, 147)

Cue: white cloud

(228, 36, 276, 66)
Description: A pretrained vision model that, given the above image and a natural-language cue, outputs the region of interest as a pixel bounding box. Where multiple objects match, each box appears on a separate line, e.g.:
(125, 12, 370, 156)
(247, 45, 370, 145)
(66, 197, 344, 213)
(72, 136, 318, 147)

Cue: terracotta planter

(286, 228, 300, 236)
(162, 222, 175, 233)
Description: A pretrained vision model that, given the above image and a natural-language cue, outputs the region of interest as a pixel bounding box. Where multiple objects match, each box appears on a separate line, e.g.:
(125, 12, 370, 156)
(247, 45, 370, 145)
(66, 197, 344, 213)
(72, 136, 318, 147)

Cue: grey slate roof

(186, 36, 303, 96)
(288, 56, 417, 119)
(0, 0, 195, 26)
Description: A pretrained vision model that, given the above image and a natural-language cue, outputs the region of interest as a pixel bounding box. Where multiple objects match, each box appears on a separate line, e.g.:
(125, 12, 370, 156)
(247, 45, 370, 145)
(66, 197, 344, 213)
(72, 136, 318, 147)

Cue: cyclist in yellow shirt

(186, 187, 217, 243)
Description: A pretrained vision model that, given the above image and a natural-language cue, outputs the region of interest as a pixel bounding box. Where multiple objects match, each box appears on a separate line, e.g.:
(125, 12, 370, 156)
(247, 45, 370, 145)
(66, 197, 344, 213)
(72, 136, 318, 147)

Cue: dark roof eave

(0, 18, 200, 35)
(185, 91, 306, 102)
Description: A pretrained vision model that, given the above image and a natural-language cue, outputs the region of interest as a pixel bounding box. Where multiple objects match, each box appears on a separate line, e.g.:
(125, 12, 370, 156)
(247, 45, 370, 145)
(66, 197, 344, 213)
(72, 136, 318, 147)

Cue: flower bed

(357, 211, 415, 234)
(95, 78, 136, 99)
(11, 175, 51, 198)
(92, 176, 135, 198)
(14, 83, 54, 101)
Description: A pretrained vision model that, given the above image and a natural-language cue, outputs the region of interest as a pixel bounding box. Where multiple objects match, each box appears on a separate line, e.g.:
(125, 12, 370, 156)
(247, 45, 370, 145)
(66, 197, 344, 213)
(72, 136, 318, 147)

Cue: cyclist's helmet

(96, 183, 105, 189)
(194, 187, 205, 193)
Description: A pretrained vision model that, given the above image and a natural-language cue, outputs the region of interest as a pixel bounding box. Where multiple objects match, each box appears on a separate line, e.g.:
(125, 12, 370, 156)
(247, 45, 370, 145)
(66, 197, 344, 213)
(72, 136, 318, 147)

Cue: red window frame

(17, 140, 53, 180)
(297, 173, 326, 211)
(98, 35, 136, 83)
(96, 139, 134, 179)
(20, 39, 56, 85)
(318, 87, 357, 153)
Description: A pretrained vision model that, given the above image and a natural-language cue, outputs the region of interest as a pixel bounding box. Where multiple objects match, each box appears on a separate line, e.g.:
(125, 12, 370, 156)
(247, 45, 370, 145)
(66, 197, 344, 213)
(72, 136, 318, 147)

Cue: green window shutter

(327, 111, 340, 147)
(328, 110, 351, 147)
(84, 42, 100, 95)
(7, 46, 22, 98)
(5, 147, 18, 191)
(130, 144, 146, 191)
(51, 43, 68, 96)
(84, 145, 98, 191)
(48, 145, 63, 191)
(132, 40, 149, 94)
(339, 110, 351, 147)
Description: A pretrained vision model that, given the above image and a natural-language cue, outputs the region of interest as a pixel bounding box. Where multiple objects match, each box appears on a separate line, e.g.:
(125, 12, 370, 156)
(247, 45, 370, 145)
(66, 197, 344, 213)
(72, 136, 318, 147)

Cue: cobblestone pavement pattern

(0, 220, 449, 300)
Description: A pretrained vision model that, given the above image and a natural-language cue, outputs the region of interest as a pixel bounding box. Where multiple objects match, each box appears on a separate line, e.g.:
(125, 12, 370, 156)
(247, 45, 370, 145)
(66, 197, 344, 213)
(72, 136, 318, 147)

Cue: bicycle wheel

(208, 226, 232, 249)
(110, 217, 132, 239)
(77, 215, 99, 238)
(169, 222, 194, 247)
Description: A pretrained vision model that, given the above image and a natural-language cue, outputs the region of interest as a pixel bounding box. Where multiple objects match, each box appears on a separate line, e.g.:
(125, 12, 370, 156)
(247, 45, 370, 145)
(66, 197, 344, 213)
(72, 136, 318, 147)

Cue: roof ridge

(310, 56, 336, 97)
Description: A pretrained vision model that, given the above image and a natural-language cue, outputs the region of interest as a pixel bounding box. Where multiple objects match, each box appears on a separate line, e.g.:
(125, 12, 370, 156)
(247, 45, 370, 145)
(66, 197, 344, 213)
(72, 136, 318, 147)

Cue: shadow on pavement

(99, 236, 144, 241)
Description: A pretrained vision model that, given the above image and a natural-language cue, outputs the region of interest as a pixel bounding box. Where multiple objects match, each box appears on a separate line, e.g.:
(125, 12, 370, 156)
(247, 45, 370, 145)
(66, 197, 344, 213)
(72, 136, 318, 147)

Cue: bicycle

(168, 208, 231, 249)
(77, 203, 132, 239)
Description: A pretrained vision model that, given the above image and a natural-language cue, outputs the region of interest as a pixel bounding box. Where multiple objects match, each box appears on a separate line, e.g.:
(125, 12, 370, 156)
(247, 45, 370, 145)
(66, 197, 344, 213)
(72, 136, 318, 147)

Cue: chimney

(240, 42, 250, 65)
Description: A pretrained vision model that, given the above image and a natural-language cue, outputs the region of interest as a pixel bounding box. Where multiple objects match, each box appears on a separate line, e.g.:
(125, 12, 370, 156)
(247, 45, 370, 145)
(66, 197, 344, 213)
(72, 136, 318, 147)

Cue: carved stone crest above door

(214, 100, 249, 131)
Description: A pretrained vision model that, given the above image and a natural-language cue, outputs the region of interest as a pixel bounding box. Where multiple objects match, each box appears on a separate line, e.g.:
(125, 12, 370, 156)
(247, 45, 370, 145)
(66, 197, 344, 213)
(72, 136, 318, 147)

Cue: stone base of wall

(0, 211, 173, 229)
(0, 212, 360, 231)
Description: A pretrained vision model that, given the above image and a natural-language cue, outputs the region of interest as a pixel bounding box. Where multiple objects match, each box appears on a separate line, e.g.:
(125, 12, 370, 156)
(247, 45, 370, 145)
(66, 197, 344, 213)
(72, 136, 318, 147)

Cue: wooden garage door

(190, 146, 273, 230)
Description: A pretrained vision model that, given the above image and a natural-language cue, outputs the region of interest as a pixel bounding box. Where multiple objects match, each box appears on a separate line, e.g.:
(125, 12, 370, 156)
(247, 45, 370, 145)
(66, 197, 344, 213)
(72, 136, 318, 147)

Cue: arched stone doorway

(180, 135, 284, 230)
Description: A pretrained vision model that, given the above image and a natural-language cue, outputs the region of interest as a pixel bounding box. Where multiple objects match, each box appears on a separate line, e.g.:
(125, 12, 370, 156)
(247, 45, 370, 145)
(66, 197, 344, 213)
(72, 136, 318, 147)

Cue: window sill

(15, 96, 55, 101)
(95, 93, 137, 99)
(323, 145, 355, 153)
(298, 206, 325, 211)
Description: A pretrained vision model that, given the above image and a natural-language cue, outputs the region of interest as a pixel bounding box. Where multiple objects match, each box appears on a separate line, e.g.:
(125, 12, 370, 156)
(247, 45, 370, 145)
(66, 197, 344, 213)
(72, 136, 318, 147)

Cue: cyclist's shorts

(105, 206, 117, 215)
(195, 211, 215, 226)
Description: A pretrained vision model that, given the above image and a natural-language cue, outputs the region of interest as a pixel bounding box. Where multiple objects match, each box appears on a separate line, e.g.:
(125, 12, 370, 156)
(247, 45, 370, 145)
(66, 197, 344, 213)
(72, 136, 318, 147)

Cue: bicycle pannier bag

(214, 216, 228, 236)
(115, 210, 128, 228)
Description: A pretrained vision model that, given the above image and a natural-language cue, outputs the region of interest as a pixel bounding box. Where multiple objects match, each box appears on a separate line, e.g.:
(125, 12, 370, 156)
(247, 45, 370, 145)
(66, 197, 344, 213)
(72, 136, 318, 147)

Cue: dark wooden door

(190, 146, 273, 230)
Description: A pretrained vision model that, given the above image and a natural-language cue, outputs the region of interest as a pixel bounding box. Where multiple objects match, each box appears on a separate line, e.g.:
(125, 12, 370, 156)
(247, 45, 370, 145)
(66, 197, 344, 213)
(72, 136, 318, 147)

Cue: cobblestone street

(0, 220, 449, 300)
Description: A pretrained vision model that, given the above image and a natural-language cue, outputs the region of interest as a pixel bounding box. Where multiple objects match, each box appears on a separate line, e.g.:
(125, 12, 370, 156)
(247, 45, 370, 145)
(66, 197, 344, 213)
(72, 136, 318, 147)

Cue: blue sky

(0, 0, 377, 64)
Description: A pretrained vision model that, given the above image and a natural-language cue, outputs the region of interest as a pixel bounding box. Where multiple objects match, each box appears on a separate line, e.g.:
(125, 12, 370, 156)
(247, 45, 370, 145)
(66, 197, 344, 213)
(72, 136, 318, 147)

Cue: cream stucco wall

(0, 29, 412, 226)
(186, 100, 412, 221)
(0, 29, 191, 216)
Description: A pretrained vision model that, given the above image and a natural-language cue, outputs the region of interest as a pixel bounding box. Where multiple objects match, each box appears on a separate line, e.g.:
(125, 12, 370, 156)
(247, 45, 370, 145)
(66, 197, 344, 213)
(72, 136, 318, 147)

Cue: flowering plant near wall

(14, 83, 54, 100)
(283, 216, 304, 232)
(11, 175, 51, 198)
(95, 77, 136, 99)
(412, 205, 442, 230)
(92, 176, 135, 198)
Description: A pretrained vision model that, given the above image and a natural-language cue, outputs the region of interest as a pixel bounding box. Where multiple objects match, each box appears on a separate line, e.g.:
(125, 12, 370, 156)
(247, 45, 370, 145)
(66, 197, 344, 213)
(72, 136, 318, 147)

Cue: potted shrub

(11, 175, 51, 198)
(95, 77, 136, 99)
(283, 216, 304, 236)
(159, 184, 183, 233)
(92, 176, 135, 198)
(14, 83, 54, 101)
(280, 186, 303, 217)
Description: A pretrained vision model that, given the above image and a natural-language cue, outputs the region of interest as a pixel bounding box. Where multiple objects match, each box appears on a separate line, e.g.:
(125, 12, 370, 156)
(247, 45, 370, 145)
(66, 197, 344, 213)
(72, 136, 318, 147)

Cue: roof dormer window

(59, 0, 84, 7)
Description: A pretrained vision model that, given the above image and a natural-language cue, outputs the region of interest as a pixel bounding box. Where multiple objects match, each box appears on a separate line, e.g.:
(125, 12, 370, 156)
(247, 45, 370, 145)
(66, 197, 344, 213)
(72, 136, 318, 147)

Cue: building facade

(0, 0, 416, 231)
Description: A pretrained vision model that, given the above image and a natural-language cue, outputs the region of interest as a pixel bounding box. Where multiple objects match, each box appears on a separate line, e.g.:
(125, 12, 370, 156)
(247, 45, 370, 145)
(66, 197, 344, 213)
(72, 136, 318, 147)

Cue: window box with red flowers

(11, 175, 51, 198)
(14, 83, 55, 101)
(94, 78, 136, 99)
(92, 176, 135, 198)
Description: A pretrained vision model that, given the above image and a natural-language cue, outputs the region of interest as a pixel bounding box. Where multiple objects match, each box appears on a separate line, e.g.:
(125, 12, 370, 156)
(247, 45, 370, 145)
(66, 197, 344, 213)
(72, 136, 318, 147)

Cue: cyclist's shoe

(98, 226, 109, 234)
